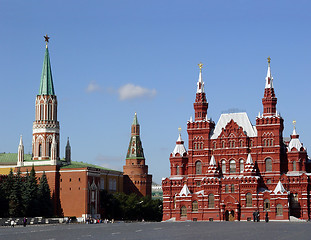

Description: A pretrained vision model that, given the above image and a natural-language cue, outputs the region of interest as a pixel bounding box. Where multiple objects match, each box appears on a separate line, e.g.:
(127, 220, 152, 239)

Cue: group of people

(253, 210, 269, 222)
(10, 217, 27, 227)
(85, 217, 114, 224)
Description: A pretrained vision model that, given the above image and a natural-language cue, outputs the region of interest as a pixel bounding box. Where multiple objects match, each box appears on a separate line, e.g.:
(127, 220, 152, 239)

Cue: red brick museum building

(162, 60, 311, 221)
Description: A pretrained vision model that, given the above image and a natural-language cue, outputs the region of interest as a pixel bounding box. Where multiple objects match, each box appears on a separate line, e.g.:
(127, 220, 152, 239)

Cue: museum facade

(162, 60, 311, 221)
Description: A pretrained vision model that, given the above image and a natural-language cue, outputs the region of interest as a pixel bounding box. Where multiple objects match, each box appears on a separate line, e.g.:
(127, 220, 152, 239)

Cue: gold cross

(267, 56, 271, 64)
(293, 120, 296, 128)
(178, 127, 182, 133)
(198, 62, 203, 70)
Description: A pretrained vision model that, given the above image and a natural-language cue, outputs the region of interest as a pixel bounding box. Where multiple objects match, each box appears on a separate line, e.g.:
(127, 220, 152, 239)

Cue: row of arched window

(213, 140, 254, 149)
(180, 196, 283, 216)
(263, 139, 274, 147)
(193, 142, 204, 150)
(194, 157, 273, 175)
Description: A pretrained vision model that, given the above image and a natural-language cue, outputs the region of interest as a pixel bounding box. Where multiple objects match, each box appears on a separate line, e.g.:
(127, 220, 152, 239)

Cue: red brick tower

(256, 57, 284, 176)
(32, 37, 60, 164)
(123, 113, 152, 197)
(187, 63, 215, 176)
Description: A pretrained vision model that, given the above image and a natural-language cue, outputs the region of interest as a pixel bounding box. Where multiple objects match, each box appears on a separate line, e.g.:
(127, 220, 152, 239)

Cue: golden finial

(44, 34, 50, 47)
(198, 62, 203, 72)
(267, 56, 271, 64)
(293, 120, 296, 129)
(178, 127, 182, 133)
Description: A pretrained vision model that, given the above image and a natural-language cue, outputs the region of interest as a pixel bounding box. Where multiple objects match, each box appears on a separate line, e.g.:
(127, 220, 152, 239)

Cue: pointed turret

(194, 63, 208, 121)
(123, 113, 152, 197)
(273, 180, 287, 194)
(65, 137, 71, 164)
(207, 155, 219, 175)
(17, 135, 24, 166)
(244, 153, 256, 175)
(127, 113, 144, 159)
(288, 122, 304, 152)
(179, 184, 191, 196)
(196, 63, 204, 93)
(265, 57, 273, 89)
(51, 135, 57, 163)
(172, 134, 187, 156)
(39, 46, 55, 95)
(262, 57, 277, 116)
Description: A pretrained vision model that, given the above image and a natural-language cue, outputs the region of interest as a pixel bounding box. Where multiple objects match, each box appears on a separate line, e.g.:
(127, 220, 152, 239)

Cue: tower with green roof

(32, 37, 60, 163)
(123, 113, 152, 197)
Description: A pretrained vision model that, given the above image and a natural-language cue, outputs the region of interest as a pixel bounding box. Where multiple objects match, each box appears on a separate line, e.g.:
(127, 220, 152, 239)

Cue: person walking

(265, 211, 269, 222)
(257, 210, 260, 222)
(253, 211, 256, 222)
(23, 217, 27, 227)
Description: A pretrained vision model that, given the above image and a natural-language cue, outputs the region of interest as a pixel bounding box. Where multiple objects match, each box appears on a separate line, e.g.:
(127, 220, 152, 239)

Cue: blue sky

(0, 0, 311, 183)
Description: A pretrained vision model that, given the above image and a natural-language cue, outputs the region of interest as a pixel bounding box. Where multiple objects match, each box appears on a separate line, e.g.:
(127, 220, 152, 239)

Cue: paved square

(1, 221, 311, 240)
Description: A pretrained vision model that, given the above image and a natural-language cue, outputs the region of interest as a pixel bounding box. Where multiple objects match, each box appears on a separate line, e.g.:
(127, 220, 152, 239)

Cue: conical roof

(132, 112, 139, 125)
(273, 180, 287, 194)
(172, 134, 187, 156)
(39, 46, 55, 95)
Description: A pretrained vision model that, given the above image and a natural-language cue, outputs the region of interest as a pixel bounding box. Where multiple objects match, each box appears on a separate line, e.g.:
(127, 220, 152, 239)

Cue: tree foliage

(100, 191, 162, 221)
(0, 167, 53, 217)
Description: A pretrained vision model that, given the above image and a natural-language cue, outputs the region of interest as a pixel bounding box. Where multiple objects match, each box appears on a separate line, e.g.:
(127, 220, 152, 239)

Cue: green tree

(0, 176, 9, 217)
(8, 168, 23, 216)
(38, 172, 53, 217)
(23, 166, 39, 216)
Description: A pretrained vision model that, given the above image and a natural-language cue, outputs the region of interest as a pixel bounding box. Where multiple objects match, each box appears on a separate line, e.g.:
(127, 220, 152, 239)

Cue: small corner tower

(123, 113, 152, 197)
(17, 135, 24, 167)
(32, 35, 60, 164)
(65, 137, 71, 164)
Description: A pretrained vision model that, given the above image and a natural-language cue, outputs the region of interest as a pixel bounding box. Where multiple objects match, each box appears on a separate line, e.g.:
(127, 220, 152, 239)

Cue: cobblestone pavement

(0, 221, 310, 240)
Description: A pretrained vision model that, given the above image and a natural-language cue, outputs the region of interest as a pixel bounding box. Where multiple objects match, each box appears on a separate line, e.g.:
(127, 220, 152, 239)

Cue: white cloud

(86, 81, 101, 93)
(118, 83, 157, 100)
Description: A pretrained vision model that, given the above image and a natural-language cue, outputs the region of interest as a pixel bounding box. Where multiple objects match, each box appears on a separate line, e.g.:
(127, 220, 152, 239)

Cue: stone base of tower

(123, 174, 152, 197)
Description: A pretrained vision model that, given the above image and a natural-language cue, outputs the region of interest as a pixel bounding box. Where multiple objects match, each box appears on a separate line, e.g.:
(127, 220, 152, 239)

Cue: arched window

(48, 142, 51, 157)
(225, 185, 229, 193)
(265, 158, 272, 172)
(267, 139, 270, 146)
(176, 165, 180, 175)
(240, 160, 244, 173)
(222, 141, 225, 148)
(263, 139, 266, 146)
(276, 204, 283, 216)
(264, 199, 270, 210)
(229, 160, 236, 173)
(293, 161, 296, 171)
(213, 142, 216, 149)
(195, 161, 202, 174)
(181, 206, 187, 217)
(192, 201, 198, 212)
(270, 139, 274, 146)
(250, 140, 253, 147)
(231, 184, 235, 193)
(240, 140, 243, 147)
(208, 194, 214, 208)
(201, 143, 204, 149)
(194, 143, 197, 150)
(39, 144, 42, 157)
(246, 193, 252, 207)
(222, 160, 226, 173)
(232, 141, 235, 148)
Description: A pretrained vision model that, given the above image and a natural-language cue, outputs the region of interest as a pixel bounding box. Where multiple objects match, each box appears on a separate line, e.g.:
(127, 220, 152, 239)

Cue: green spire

(39, 46, 55, 95)
(132, 112, 139, 125)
